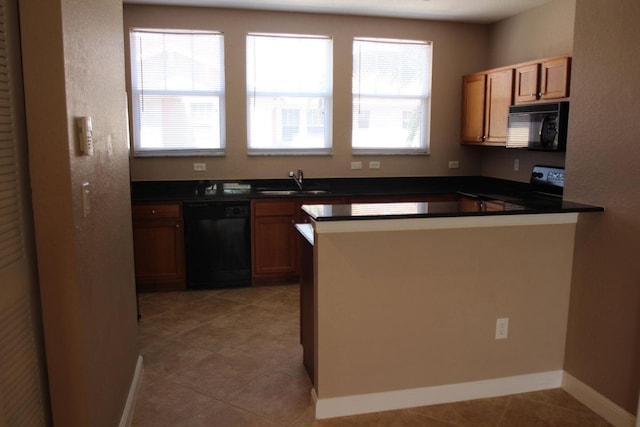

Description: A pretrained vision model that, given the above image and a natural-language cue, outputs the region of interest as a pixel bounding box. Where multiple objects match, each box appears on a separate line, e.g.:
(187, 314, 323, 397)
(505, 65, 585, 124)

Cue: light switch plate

(81, 182, 91, 217)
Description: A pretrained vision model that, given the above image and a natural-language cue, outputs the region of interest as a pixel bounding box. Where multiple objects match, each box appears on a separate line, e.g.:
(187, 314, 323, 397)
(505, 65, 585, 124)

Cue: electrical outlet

(448, 160, 460, 169)
(351, 161, 362, 170)
(514, 159, 520, 172)
(369, 161, 381, 169)
(193, 163, 206, 171)
(495, 317, 509, 339)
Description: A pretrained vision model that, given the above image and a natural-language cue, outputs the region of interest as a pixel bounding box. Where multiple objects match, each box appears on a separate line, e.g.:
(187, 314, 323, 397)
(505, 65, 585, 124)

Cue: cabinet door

(251, 199, 299, 283)
(484, 68, 514, 145)
(514, 62, 540, 104)
(461, 73, 486, 143)
(132, 218, 185, 291)
(540, 56, 570, 100)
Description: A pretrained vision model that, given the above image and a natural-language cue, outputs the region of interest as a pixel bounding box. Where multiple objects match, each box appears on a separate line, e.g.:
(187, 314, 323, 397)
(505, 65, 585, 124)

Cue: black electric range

(460, 165, 566, 209)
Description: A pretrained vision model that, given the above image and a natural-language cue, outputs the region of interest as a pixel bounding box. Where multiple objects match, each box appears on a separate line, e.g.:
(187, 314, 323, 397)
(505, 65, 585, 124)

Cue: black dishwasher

(183, 201, 251, 289)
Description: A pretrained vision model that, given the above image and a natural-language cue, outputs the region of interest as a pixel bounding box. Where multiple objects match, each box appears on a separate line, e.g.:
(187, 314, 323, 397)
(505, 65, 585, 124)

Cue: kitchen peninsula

(298, 198, 602, 420)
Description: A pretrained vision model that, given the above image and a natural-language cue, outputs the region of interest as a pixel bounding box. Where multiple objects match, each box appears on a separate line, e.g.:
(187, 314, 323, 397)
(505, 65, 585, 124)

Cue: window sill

(132, 149, 226, 158)
(248, 148, 332, 156)
(352, 148, 429, 156)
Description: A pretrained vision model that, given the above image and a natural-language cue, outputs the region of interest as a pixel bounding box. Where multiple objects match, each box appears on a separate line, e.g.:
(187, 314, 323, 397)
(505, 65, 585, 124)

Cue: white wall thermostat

(76, 116, 94, 156)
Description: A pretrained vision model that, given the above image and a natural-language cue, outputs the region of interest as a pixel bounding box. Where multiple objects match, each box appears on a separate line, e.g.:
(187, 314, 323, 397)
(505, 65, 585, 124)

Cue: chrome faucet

(289, 169, 303, 190)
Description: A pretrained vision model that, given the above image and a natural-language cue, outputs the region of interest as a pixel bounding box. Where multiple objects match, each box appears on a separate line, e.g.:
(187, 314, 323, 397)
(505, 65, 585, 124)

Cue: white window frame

(129, 28, 226, 157)
(352, 37, 432, 155)
(246, 33, 333, 155)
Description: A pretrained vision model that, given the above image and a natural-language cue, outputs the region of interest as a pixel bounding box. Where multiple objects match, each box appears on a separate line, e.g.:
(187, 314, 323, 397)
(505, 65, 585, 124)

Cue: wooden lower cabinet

(252, 194, 455, 284)
(251, 199, 300, 283)
(251, 197, 346, 283)
(299, 234, 315, 385)
(132, 202, 185, 292)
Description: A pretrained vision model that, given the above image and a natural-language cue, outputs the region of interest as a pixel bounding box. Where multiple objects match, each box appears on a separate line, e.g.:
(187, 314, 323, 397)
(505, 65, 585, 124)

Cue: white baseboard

(119, 355, 144, 427)
(315, 370, 563, 419)
(562, 371, 636, 427)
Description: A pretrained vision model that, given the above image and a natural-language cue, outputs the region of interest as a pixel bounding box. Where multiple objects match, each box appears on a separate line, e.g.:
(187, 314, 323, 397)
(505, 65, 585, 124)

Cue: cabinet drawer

(252, 199, 298, 217)
(133, 203, 181, 220)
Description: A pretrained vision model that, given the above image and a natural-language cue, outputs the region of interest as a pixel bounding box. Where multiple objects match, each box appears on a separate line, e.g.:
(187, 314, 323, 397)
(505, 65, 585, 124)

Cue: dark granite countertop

(301, 196, 603, 222)
(130, 177, 604, 218)
(131, 176, 529, 202)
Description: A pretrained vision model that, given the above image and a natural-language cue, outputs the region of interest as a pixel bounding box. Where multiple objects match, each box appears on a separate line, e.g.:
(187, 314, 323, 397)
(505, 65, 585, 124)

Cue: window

(129, 29, 225, 156)
(246, 33, 332, 154)
(352, 38, 432, 154)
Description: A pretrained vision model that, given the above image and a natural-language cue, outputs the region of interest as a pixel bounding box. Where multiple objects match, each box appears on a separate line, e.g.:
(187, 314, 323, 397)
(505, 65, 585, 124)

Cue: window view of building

(352, 38, 432, 154)
(129, 29, 226, 156)
(246, 33, 333, 154)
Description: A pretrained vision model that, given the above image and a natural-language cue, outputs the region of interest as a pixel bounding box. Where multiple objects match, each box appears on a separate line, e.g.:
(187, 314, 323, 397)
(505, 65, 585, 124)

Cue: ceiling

(123, 0, 554, 24)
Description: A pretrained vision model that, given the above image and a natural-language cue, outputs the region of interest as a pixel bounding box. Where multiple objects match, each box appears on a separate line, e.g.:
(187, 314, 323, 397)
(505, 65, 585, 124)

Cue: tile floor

(133, 284, 612, 427)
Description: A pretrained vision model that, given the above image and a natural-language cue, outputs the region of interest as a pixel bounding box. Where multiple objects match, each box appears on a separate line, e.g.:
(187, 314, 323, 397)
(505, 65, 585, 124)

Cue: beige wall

(563, 1, 640, 414)
(488, 0, 575, 69)
(19, 0, 139, 425)
(315, 222, 575, 398)
(479, 0, 575, 183)
(124, 5, 489, 181)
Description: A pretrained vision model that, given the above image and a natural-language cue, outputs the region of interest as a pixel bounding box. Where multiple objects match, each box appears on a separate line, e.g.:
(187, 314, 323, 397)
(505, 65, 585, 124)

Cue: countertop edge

(295, 223, 314, 245)
(313, 212, 580, 234)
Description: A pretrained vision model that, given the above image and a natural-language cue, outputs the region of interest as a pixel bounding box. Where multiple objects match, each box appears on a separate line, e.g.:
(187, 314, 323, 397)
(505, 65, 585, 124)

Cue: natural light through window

(352, 38, 432, 154)
(246, 33, 333, 154)
(129, 29, 225, 156)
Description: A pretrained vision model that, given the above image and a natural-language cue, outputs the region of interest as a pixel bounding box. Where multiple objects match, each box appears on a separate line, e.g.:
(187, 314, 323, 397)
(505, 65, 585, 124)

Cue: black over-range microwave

(506, 101, 569, 151)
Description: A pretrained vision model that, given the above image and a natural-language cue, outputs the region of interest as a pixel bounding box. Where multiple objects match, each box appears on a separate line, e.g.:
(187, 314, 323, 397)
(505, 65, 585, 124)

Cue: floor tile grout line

(405, 408, 469, 427)
(495, 395, 513, 427)
(511, 392, 611, 423)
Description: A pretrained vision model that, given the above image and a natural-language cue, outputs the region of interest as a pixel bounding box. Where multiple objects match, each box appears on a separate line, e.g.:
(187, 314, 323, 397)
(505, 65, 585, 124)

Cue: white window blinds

(352, 38, 432, 154)
(129, 29, 226, 156)
(246, 33, 332, 154)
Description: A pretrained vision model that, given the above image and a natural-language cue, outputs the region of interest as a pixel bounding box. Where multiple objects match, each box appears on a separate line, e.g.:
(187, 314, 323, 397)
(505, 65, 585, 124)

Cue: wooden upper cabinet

(461, 68, 513, 146)
(514, 56, 571, 104)
(484, 68, 514, 145)
(462, 55, 571, 146)
(461, 73, 486, 143)
(514, 62, 540, 104)
(540, 56, 571, 100)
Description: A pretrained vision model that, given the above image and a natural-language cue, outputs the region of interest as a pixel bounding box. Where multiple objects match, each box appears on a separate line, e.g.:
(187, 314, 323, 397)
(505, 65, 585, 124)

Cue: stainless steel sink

(257, 190, 300, 196)
(257, 189, 329, 196)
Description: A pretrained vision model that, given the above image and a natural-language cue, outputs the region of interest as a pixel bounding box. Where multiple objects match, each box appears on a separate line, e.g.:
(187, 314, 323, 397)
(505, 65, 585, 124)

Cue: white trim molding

(637, 390, 639, 427)
(119, 355, 144, 427)
(637, 389, 639, 427)
(315, 370, 563, 419)
(562, 372, 637, 427)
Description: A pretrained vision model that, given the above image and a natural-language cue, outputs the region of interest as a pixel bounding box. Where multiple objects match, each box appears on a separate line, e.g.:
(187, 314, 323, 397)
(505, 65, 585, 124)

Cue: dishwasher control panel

(226, 205, 249, 217)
